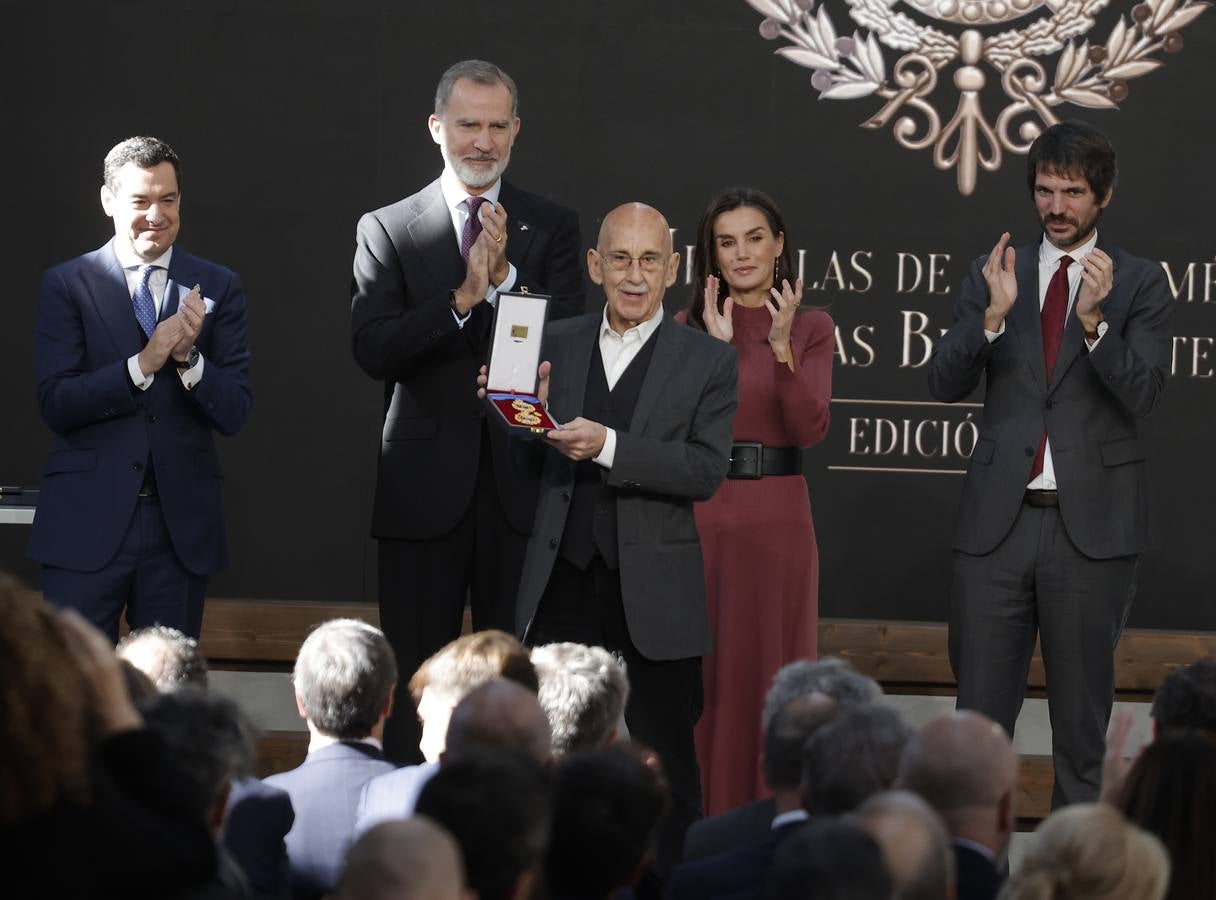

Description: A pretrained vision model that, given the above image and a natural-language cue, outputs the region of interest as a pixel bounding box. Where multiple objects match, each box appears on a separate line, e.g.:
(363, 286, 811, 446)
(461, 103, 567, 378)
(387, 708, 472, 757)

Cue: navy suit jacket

(667, 820, 805, 900)
(682, 797, 778, 862)
(954, 842, 1003, 900)
(223, 778, 295, 900)
(354, 761, 438, 836)
(29, 240, 251, 574)
(928, 238, 1171, 558)
(262, 741, 395, 900)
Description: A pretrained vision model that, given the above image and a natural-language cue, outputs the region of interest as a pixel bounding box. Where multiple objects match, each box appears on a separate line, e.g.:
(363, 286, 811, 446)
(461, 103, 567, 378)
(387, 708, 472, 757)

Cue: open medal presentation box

(484, 291, 559, 437)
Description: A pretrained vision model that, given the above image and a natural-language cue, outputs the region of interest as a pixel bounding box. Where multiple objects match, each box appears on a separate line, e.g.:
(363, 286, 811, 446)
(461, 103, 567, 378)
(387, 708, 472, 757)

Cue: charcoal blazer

(928, 239, 1171, 559)
(350, 178, 584, 540)
(515, 313, 738, 661)
(29, 239, 251, 574)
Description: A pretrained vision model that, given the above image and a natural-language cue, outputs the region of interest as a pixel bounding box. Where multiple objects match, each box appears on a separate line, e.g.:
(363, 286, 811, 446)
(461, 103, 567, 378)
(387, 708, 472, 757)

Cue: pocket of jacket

(1099, 437, 1144, 467)
(42, 448, 97, 475)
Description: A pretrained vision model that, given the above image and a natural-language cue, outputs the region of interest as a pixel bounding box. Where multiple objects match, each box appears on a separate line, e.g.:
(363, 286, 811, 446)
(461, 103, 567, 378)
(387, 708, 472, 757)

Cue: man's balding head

(338, 817, 468, 900)
(589, 203, 679, 333)
(855, 791, 956, 900)
(897, 711, 1017, 854)
(443, 679, 552, 764)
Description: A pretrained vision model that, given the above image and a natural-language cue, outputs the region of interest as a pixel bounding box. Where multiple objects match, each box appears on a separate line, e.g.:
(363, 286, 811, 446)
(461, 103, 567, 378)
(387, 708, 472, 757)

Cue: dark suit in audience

(265, 742, 394, 899)
(223, 778, 296, 900)
(954, 842, 1003, 900)
(354, 762, 438, 835)
(682, 796, 777, 862)
(667, 820, 806, 900)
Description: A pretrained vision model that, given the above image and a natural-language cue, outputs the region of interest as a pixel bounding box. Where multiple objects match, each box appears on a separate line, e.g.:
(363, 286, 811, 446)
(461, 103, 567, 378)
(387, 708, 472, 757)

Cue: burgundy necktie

(1029, 254, 1073, 480)
(459, 196, 487, 260)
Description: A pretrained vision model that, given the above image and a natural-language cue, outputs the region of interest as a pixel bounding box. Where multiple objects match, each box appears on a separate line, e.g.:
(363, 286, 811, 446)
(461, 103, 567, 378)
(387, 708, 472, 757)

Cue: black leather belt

(1023, 489, 1059, 508)
(727, 442, 801, 480)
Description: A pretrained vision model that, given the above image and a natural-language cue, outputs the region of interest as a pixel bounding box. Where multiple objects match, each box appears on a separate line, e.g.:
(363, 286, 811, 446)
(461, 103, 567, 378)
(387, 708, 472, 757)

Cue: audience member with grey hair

(802, 704, 912, 815)
(854, 790, 957, 900)
(264, 619, 398, 900)
(531, 642, 629, 755)
(337, 817, 470, 900)
(769, 818, 893, 900)
(118, 624, 209, 690)
(139, 687, 258, 897)
(762, 657, 882, 732)
(898, 712, 1018, 900)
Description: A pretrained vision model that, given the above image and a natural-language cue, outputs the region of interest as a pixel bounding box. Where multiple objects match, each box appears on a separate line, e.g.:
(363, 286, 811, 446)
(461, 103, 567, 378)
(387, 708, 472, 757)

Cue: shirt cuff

(452, 306, 472, 329)
(178, 354, 205, 390)
(593, 427, 617, 469)
(128, 354, 154, 391)
(489, 263, 518, 303)
(983, 321, 1006, 343)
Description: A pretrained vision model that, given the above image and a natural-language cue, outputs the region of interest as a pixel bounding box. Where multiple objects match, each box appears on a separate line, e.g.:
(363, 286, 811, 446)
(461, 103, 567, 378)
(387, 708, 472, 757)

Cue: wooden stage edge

(203, 598, 1214, 822)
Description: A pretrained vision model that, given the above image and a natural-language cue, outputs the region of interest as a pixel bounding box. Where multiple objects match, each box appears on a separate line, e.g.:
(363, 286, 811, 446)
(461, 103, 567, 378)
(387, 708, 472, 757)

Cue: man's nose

(472, 127, 493, 150)
(1050, 194, 1067, 215)
(145, 204, 164, 224)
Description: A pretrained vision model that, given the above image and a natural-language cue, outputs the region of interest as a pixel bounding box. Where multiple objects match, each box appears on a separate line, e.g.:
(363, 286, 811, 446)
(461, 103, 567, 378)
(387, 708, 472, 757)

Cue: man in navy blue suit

(30, 135, 251, 639)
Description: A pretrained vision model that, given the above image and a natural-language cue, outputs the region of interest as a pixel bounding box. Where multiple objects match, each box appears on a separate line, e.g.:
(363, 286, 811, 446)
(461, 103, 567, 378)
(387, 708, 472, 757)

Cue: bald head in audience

(897, 711, 1018, 859)
(443, 679, 552, 764)
(855, 790, 956, 900)
(337, 817, 470, 900)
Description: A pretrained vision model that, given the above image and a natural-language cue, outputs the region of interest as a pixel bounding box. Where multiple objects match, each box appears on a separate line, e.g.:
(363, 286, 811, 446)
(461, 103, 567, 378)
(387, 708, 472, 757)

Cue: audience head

(802, 703, 911, 814)
(1002, 803, 1168, 900)
(764, 692, 839, 794)
(139, 686, 256, 835)
(897, 711, 1018, 855)
(545, 744, 668, 898)
(1150, 660, 1216, 735)
(763, 657, 882, 733)
(531, 642, 629, 756)
(769, 818, 893, 900)
(854, 790, 956, 900)
(443, 679, 552, 764)
(415, 751, 551, 900)
(589, 203, 679, 334)
(1118, 730, 1216, 900)
(117, 624, 209, 690)
(430, 60, 519, 191)
(0, 576, 89, 823)
(293, 618, 397, 741)
(410, 630, 537, 763)
(337, 816, 470, 900)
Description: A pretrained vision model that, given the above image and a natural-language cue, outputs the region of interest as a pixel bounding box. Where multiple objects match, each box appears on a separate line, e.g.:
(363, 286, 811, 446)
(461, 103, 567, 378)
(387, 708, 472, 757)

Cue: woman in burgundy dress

(677, 188, 833, 815)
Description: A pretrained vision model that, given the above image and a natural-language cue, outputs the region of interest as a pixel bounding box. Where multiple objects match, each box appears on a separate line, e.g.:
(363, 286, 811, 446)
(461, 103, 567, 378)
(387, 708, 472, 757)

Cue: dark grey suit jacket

(515, 313, 738, 661)
(683, 797, 778, 861)
(350, 178, 584, 540)
(928, 238, 1171, 558)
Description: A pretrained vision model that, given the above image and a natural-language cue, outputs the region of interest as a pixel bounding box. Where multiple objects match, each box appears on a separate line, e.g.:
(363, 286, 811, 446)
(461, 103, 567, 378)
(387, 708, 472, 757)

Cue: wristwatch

(1084, 320, 1109, 342)
(175, 346, 201, 370)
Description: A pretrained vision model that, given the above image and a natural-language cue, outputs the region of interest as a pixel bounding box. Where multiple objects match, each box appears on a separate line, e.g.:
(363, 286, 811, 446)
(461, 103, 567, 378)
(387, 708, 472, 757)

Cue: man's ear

(211, 781, 233, 836)
(587, 249, 604, 286)
(664, 251, 681, 288)
(383, 683, 396, 719)
(428, 115, 443, 146)
(996, 787, 1015, 835)
(100, 184, 115, 217)
(294, 689, 308, 720)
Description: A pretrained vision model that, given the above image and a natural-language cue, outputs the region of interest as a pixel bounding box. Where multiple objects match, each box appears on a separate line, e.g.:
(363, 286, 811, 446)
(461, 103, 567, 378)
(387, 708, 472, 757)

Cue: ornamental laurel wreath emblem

(748, 0, 1210, 194)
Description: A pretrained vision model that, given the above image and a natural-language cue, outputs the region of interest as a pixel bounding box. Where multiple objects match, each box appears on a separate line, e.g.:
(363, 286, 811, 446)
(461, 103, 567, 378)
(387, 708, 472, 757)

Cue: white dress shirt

(115, 244, 205, 390)
(592, 306, 664, 470)
(984, 230, 1100, 490)
(439, 167, 518, 328)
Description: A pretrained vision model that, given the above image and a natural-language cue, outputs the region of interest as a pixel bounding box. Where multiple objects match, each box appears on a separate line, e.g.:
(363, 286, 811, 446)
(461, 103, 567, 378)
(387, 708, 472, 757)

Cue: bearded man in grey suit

(350, 59, 584, 762)
(500, 202, 738, 871)
(929, 121, 1172, 808)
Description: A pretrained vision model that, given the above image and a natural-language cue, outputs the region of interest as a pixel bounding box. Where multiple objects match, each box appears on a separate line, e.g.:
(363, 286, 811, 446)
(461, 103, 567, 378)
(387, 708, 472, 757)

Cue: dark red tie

(1029, 254, 1072, 480)
(460, 196, 487, 260)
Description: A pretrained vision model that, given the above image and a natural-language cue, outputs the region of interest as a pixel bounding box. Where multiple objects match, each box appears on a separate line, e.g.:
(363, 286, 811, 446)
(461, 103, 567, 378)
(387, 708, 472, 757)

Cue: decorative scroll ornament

(748, 0, 1210, 194)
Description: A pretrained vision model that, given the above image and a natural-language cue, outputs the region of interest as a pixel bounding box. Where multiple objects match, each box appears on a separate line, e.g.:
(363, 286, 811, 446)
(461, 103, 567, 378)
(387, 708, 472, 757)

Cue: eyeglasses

(598, 250, 667, 273)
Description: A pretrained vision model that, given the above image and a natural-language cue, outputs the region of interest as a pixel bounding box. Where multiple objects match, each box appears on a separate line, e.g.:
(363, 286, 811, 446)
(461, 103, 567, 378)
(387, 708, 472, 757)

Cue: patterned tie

(1029, 254, 1073, 480)
(132, 264, 158, 338)
(459, 196, 487, 260)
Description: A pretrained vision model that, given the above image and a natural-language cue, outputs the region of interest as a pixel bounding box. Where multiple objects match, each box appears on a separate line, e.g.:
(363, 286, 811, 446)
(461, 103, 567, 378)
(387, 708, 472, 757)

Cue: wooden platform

(197, 597, 1216, 820)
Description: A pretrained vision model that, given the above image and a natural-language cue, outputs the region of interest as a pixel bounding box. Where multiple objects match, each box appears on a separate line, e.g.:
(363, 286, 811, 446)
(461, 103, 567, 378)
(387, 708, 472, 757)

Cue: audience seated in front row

(768, 818, 893, 900)
(118, 624, 211, 691)
(335, 817, 470, 900)
(853, 790, 956, 900)
(801, 703, 912, 816)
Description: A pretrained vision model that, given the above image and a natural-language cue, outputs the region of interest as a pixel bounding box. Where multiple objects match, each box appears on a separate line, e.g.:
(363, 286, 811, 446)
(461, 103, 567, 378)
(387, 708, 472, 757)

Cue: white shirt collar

(307, 733, 384, 754)
(113, 241, 173, 272)
(1039, 229, 1097, 268)
(599, 303, 664, 343)
(439, 166, 502, 214)
(771, 809, 810, 829)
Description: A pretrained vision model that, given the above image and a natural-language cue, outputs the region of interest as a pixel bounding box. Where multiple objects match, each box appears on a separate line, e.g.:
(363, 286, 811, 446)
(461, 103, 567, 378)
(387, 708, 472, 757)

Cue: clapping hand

(767, 277, 803, 369)
(982, 232, 1017, 332)
(702, 275, 734, 344)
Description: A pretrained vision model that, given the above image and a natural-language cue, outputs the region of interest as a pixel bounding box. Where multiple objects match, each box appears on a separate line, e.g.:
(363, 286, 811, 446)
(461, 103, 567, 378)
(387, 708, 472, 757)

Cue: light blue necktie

(132, 265, 158, 338)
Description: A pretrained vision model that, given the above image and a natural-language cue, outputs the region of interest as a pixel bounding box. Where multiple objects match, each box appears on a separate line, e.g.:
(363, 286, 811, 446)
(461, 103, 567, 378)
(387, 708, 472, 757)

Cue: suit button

(147, 414, 157, 423)
(1045, 400, 1052, 410)
(548, 538, 558, 549)
(1024, 447, 1033, 457)
(132, 462, 143, 471)
(561, 491, 570, 502)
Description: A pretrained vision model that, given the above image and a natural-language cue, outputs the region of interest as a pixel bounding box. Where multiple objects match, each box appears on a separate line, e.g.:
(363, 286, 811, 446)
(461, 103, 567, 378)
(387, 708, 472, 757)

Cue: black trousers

(950, 502, 1137, 807)
(528, 554, 704, 876)
(378, 428, 528, 763)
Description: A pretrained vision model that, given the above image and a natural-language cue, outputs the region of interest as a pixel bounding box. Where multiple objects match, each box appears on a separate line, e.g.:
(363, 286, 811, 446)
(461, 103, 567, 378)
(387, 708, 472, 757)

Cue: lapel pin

(519, 222, 530, 231)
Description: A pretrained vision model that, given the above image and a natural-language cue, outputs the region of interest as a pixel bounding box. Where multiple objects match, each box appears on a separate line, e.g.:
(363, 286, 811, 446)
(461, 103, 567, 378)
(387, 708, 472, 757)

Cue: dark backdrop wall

(2, 0, 1212, 627)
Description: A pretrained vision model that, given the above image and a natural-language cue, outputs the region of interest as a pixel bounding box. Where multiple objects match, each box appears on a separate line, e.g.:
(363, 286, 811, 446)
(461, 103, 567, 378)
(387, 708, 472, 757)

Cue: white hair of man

(294, 618, 397, 740)
(531, 642, 629, 756)
(117, 624, 209, 690)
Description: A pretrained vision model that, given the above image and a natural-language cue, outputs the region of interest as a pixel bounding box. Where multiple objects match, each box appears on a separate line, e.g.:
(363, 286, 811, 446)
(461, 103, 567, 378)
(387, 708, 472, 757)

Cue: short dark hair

(545, 744, 668, 897)
(1151, 660, 1216, 733)
(416, 752, 551, 900)
(434, 59, 518, 117)
(138, 687, 256, 820)
(802, 705, 912, 814)
(769, 818, 893, 900)
(103, 136, 181, 192)
(294, 619, 397, 740)
(1026, 121, 1117, 200)
(763, 693, 839, 791)
(117, 625, 209, 690)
